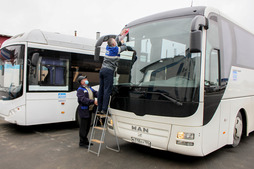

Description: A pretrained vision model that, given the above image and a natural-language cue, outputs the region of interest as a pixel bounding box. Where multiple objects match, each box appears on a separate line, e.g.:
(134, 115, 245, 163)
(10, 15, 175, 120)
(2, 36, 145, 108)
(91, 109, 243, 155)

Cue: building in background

(0, 34, 12, 47)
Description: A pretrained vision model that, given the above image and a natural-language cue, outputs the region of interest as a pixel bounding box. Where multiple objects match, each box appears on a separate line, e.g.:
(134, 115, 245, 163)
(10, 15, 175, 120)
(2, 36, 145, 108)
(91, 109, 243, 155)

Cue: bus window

(40, 58, 68, 86)
(27, 48, 70, 92)
(0, 45, 24, 100)
(70, 53, 102, 91)
(205, 49, 220, 88)
(205, 15, 220, 92)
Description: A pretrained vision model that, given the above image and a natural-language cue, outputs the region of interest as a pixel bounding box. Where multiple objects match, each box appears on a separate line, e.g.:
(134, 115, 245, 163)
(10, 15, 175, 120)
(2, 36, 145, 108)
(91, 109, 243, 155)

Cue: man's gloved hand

(117, 41, 123, 46)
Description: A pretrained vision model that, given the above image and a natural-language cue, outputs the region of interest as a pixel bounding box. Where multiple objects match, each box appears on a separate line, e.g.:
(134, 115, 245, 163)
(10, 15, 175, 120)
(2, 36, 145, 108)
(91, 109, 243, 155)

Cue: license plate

(131, 137, 151, 147)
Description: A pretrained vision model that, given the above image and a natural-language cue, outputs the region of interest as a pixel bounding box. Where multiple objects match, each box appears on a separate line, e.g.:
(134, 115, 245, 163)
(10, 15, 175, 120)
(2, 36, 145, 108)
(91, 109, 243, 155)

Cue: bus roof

(1, 29, 97, 52)
(125, 6, 206, 28)
(125, 6, 254, 35)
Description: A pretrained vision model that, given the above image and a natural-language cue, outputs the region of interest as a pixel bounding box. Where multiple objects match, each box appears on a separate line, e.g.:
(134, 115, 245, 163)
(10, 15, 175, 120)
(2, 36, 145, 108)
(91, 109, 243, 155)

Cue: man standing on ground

(77, 75, 98, 148)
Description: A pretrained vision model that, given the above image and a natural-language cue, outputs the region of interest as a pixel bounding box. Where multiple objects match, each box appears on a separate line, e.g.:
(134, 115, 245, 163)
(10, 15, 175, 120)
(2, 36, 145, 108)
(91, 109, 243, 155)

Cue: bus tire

(231, 111, 243, 147)
(75, 107, 81, 127)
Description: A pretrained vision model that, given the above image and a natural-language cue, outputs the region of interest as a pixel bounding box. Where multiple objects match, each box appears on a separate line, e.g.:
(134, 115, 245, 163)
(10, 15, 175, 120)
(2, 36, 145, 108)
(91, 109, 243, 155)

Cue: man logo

(132, 125, 149, 133)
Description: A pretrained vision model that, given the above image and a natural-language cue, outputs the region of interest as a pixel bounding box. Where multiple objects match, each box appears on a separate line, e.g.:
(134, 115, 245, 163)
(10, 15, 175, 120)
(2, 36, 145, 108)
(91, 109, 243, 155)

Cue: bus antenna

(191, 0, 193, 7)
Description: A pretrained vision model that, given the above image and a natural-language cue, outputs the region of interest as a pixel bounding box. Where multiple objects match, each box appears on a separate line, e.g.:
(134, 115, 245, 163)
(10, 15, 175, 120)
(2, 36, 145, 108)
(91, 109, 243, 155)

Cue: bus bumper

(107, 110, 204, 156)
(0, 105, 26, 125)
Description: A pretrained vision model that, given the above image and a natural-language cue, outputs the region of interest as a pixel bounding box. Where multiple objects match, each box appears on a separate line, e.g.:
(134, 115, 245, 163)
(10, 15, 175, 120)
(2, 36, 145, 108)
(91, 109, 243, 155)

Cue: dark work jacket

(77, 86, 98, 118)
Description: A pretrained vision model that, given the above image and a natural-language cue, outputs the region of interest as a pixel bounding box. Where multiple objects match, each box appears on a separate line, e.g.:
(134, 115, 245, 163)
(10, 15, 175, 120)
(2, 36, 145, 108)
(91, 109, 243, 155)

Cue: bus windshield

(0, 45, 24, 100)
(116, 16, 201, 89)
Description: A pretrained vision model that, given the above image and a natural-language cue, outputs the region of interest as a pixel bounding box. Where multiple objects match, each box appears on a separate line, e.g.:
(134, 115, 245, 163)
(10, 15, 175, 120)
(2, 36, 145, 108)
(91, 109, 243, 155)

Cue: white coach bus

(95, 6, 254, 156)
(0, 29, 103, 125)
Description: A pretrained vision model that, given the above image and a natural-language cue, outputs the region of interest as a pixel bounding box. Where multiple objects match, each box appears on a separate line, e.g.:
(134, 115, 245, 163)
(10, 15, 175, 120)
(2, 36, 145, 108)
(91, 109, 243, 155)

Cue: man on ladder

(88, 29, 134, 156)
(97, 29, 130, 114)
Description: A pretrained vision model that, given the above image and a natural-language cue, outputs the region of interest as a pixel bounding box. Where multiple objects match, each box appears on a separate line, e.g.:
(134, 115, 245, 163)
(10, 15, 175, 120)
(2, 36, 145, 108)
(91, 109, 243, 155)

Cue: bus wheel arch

(231, 109, 246, 147)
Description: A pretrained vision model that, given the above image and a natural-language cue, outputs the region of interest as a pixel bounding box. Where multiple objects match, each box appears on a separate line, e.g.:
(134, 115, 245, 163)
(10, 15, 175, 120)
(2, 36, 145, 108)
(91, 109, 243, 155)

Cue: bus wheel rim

(234, 116, 243, 139)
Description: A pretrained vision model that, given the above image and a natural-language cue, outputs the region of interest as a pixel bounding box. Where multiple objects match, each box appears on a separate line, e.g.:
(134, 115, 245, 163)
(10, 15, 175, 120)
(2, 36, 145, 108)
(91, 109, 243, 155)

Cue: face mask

(85, 80, 89, 85)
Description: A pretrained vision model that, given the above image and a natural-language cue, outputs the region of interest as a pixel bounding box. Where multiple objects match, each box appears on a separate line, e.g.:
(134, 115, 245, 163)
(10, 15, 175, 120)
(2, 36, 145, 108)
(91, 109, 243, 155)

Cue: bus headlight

(177, 132, 195, 140)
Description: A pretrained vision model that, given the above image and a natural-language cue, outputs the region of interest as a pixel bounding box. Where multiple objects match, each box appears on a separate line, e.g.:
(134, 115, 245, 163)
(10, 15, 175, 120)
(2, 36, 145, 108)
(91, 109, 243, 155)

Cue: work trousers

(98, 68, 114, 112)
(79, 116, 92, 145)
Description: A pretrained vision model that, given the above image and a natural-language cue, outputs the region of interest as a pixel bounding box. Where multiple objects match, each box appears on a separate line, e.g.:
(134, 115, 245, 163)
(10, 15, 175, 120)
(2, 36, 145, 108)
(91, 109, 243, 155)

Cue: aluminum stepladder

(88, 106, 120, 156)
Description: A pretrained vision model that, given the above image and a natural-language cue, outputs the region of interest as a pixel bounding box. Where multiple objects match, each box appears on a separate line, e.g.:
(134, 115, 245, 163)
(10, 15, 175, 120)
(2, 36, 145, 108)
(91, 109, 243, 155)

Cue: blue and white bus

(95, 6, 254, 156)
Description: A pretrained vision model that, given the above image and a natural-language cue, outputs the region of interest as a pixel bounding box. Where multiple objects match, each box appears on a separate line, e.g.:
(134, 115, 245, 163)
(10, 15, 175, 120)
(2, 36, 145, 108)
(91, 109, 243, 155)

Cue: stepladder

(88, 108, 120, 156)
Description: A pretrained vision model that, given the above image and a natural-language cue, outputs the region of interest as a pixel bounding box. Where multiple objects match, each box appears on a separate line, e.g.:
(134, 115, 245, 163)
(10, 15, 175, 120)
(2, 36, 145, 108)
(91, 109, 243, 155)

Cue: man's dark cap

(77, 75, 87, 83)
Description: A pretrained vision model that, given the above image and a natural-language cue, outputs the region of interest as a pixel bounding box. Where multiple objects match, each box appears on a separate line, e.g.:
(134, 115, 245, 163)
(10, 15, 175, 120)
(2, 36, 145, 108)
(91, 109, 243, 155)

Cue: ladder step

(96, 114, 107, 118)
(94, 126, 106, 131)
(91, 139, 104, 144)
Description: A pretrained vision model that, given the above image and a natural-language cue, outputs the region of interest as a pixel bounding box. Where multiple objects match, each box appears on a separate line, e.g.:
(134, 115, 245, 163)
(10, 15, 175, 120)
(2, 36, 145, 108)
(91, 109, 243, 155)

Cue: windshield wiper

(133, 90, 183, 106)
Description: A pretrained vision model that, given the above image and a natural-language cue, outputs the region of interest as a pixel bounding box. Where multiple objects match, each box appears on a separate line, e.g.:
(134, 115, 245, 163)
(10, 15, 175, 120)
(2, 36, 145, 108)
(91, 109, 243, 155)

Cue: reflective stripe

(78, 87, 95, 94)
(81, 106, 89, 110)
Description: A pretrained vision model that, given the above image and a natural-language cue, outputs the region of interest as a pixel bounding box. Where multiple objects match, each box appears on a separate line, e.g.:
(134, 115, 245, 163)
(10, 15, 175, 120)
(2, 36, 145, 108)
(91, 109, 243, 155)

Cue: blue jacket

(102, 46, 120, 71)
(106, 45, 120, 56)
(77, 86, 98, 118)
(102, 45, 127, 71)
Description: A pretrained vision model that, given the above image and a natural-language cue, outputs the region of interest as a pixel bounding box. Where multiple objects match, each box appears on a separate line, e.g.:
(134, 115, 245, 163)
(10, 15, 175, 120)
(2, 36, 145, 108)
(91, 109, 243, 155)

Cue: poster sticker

(233, 70, 237, 81)
(58, 93, 66, 102)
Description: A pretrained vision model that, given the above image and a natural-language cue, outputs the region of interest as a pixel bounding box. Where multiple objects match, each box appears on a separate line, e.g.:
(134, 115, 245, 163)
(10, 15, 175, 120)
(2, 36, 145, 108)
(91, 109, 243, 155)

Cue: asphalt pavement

(0, 119, 253, 169)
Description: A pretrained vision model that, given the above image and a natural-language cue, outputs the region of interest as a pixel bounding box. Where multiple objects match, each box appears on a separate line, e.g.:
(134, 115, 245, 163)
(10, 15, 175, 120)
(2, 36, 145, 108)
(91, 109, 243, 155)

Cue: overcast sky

(1, 0, 253, 39)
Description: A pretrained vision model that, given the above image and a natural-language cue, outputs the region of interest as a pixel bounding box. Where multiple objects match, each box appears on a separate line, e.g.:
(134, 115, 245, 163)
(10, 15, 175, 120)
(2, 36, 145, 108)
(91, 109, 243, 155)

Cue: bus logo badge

(132, 125, 149, 133)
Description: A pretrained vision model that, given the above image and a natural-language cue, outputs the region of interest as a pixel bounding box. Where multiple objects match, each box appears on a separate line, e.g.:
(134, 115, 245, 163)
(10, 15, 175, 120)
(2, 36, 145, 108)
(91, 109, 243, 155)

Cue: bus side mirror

(31, 53, 40, 67)
(94, 34, 117, 61)
(190, 31, 202, 53)
(190, 16, 208, 53)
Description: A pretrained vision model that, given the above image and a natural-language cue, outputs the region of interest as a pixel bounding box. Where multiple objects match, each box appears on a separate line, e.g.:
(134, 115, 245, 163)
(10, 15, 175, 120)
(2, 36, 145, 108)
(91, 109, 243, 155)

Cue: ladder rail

(105, 120, 120, 152)
(88, 108, 99, 152)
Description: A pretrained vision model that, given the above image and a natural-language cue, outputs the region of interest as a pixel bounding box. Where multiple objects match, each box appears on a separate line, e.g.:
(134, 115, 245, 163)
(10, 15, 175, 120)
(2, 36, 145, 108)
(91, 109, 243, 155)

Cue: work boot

(97, 110, 106, 115)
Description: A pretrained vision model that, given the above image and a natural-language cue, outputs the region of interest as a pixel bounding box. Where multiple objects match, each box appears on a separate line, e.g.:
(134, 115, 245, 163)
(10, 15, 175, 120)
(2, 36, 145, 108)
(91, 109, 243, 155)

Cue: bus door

(204, 14, 229, 150)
